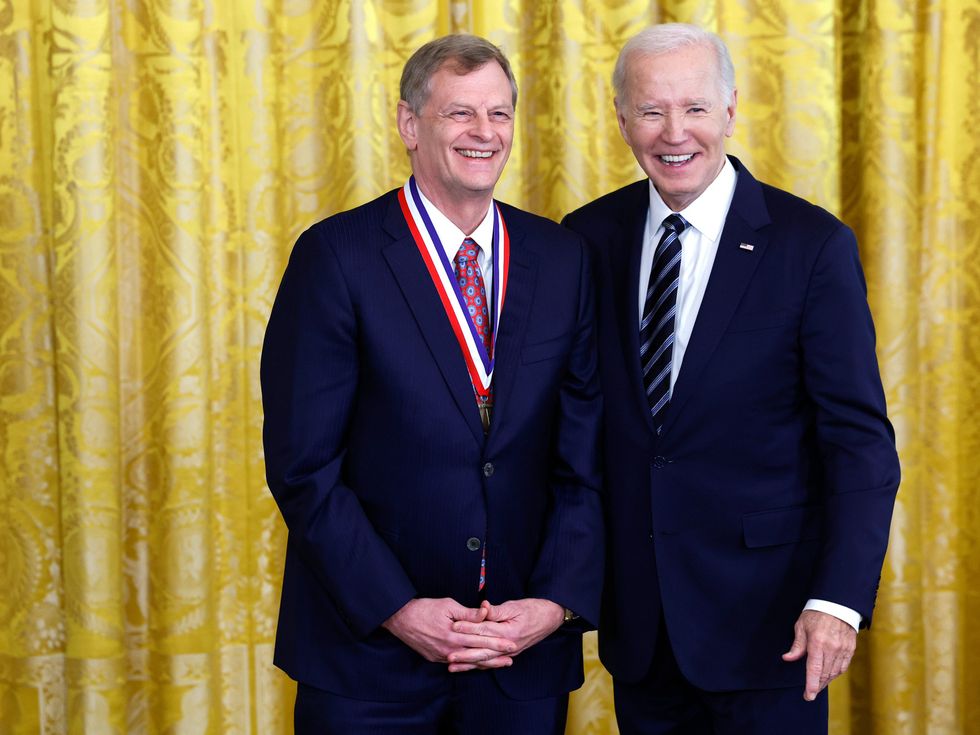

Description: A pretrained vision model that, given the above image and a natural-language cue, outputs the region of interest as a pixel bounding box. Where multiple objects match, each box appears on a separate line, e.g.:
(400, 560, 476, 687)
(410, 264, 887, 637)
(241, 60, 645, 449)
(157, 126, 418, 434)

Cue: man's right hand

(382, 598, 516, 670)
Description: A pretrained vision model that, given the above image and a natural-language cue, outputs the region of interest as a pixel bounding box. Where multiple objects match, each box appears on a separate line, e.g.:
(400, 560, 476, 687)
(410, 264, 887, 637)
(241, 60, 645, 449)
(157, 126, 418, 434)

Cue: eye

(449, 110, 472, 121)
(490, 110, 512, 121)
(642, 110, 663, 119)
(688, 106, 707, 114)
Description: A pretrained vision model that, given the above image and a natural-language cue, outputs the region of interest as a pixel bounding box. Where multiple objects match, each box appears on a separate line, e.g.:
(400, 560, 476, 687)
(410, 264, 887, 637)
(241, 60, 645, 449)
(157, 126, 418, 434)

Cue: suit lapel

(610, 182, 661, 434)
(485, 222, 535, 443)
(381, 195, 486, 445)
(660, 161, 771, 432)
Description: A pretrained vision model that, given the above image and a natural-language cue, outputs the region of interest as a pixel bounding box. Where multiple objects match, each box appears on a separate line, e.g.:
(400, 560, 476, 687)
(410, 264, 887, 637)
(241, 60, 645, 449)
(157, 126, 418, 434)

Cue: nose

(470, 111, 493, 140)
(662, 111, 687, 144)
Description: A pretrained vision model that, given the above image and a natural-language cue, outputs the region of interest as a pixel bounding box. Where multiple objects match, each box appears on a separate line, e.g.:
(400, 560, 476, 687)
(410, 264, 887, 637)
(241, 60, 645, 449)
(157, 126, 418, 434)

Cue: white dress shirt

(638, 158, 861, 633)
(416, 187, 495, 319)
(638, 159, 736, 390)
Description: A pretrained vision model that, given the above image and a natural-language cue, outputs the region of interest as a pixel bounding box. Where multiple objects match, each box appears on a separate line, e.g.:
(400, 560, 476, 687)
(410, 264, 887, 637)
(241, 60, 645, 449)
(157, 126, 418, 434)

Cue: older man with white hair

(563, 23, 899, 734)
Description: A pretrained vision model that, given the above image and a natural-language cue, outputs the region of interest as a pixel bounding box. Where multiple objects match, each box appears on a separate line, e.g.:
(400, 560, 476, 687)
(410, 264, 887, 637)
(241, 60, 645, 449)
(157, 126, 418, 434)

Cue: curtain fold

(1, 1, 976, 733)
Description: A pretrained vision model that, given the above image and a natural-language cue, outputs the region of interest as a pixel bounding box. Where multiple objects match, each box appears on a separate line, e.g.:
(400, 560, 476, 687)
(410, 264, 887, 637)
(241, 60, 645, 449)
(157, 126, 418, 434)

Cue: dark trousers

(614, 623, 828, 735)
(294, 671, 568, 735)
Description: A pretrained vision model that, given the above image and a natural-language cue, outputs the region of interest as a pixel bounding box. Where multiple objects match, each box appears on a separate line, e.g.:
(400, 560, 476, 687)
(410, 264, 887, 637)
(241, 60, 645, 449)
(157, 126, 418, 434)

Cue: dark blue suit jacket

(562, 157, 899, 691)
(261, 188, 604, 702)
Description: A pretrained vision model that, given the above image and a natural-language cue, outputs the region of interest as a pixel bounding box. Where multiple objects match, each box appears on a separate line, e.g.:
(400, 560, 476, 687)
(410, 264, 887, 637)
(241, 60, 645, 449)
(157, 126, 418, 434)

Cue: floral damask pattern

(0, 1, 976, 733)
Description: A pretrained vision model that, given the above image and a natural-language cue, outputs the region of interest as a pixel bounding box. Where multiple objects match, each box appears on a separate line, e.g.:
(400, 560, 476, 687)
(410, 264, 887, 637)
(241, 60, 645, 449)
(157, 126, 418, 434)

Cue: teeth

(459, 149, 493, 158)
(660, 154, 693, 163)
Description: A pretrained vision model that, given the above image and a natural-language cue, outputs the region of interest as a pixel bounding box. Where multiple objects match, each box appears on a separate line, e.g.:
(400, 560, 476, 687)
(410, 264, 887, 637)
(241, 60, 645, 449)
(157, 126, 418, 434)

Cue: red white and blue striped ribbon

(398, 177, 509, 402)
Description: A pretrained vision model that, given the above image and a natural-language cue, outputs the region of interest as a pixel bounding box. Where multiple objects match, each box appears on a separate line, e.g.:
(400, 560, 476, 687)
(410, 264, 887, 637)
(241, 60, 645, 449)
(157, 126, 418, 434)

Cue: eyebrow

(442, 101, 514, 111)
(636, 98, 713, 110)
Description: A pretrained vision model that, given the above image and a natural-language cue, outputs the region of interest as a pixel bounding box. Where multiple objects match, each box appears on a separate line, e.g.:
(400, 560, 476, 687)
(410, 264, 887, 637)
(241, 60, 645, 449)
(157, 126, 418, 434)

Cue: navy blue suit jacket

(261, 188, 604, 702)
(562, 157, 899, 691)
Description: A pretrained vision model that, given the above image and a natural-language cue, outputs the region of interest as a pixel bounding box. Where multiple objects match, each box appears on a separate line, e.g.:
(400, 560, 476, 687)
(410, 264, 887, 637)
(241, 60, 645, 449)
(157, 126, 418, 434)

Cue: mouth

(456, 149, 496, 159)
(658, 153, 695, 166)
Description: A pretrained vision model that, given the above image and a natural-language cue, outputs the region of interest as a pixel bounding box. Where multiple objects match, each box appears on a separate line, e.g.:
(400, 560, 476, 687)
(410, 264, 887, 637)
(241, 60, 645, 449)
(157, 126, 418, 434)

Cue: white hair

(613, 23, 735, 105)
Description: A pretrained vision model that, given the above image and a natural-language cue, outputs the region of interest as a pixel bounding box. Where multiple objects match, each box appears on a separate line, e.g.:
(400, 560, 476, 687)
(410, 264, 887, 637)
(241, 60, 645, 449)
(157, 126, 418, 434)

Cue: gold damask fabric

(1, 1, 976, 733)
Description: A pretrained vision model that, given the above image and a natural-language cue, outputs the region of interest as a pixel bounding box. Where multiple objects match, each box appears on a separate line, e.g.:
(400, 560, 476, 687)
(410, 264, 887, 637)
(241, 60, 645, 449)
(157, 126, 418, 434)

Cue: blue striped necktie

(639, 213, 687, 431)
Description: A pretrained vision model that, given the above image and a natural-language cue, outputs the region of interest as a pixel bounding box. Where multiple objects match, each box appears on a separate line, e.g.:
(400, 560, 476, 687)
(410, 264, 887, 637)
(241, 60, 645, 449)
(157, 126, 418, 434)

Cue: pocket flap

(742, 504, 823, 548)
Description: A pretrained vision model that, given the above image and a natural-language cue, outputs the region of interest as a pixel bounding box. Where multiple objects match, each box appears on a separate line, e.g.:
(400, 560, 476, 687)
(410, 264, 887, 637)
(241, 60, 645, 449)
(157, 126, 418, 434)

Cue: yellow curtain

(1, 1, 976, 733)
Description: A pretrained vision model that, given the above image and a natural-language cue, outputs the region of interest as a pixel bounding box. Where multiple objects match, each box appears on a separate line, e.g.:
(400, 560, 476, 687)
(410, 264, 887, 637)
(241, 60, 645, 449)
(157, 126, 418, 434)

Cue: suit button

(466, 537, 481, 551)
(483, 462, 494, 477)
(653, 456, 666, 468)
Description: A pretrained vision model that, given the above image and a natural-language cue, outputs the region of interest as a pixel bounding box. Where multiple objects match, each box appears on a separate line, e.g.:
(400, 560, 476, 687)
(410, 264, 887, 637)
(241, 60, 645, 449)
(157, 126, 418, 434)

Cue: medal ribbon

(398, 177, 509, 401)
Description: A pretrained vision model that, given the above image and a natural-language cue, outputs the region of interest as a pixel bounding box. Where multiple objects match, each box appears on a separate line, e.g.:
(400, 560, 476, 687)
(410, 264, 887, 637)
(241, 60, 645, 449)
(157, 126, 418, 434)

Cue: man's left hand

(447, 598, 564, 672)
(781, 609, 857, 700)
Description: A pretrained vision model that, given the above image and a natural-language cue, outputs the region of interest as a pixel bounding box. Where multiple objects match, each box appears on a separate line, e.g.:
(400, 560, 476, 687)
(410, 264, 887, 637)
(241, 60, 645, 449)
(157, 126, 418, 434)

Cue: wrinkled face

(397, 61, 514, 210)
(616, 44, 736, 211)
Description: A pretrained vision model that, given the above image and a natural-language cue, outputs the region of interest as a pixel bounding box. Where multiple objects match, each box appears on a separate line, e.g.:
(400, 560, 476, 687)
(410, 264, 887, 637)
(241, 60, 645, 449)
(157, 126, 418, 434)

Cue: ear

(724, 88, 737, 138)
(614, 98, 632, 146)
(397, 100, 418, 150)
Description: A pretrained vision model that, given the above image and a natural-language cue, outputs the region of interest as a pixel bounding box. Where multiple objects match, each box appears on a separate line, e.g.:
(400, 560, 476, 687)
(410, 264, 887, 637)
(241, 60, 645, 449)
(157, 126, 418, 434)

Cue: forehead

(624, 45, 721, 102)
(425, 61, 513, 106)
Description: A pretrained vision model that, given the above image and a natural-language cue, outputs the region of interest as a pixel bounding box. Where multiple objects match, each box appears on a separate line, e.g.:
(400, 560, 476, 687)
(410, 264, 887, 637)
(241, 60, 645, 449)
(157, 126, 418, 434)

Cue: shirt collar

(647, 156, 738, 241)
(415, 186, 495, 260)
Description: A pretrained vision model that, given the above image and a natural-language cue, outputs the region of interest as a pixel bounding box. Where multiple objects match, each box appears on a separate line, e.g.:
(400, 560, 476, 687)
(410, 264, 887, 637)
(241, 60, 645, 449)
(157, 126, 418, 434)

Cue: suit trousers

(613, 620, 828, 735)
(294, 671, 568, 735)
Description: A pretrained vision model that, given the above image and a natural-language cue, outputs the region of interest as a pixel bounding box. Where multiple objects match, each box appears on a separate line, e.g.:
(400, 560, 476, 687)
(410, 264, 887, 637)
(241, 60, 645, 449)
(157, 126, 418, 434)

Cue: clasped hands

(382, 597, 565, 673)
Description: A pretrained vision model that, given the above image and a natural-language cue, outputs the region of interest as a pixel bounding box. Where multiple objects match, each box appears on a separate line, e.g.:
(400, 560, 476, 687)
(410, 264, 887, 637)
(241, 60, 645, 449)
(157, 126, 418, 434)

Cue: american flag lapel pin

(739, 242, 755, 251)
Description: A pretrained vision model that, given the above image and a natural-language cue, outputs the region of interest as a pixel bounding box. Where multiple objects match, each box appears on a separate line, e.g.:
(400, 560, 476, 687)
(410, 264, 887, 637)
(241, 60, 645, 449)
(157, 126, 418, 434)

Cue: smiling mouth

(457, 149, 495, 159)
(659, 154, 695, 166)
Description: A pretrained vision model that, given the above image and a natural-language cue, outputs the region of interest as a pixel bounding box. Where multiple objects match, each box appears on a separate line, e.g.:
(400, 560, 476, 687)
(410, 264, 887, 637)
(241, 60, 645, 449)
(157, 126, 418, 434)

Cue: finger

(451, 620, 484, 636)
(448, 631, 516, 653)
(781, 632, 807, 662)
(816, 635, 854, 688)
(450, 605, 488, 623)
(825, 655, 841, 683)
(447, 647, 514, 665)
(452, 620, 510, 637)
(828, 645, 851, 682)
(804, 651, 824, 701)
(448, 655, 513, 673)
(483, 600, 512, 621)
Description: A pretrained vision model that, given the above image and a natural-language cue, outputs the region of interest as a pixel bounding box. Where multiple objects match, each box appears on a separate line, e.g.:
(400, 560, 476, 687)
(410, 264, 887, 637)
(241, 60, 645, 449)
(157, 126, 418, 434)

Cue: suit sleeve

(799, 223, 900, 625)
(261, 226, 416, 638)
(526, 238, 605, 628)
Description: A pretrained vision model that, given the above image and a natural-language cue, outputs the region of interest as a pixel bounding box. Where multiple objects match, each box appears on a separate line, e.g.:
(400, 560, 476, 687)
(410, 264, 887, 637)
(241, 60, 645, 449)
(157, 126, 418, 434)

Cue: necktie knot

(663, 213, 688, 235)
(456, 237, 479, 265)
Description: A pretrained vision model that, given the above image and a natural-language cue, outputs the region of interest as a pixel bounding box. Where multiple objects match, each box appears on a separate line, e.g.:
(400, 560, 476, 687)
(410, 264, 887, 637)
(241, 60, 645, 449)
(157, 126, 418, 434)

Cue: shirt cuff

(804, 599, 861, 632)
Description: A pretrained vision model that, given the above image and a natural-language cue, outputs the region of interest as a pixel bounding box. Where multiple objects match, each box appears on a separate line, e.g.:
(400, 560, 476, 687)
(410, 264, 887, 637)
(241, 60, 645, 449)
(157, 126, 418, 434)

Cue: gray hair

(613, 23, 735, 105)
(400, 34, 518, 113)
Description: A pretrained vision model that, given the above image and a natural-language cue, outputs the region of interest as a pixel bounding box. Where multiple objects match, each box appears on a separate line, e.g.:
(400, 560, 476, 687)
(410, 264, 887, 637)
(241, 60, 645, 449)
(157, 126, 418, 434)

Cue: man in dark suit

(261, 34, 603, 734)
(562, 23, 899, 734)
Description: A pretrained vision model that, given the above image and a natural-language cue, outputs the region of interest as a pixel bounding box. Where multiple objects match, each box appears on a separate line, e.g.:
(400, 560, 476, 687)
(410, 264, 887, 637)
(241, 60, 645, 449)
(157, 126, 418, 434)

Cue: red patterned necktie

(454, 236, 494, 432)
(454, 238, 492, 356)
(454, 237, 490, 590)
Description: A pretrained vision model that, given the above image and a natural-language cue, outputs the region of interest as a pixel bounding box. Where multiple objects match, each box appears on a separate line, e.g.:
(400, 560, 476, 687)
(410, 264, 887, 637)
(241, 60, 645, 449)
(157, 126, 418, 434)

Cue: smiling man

(261, 34, 603, 734)
(562, 23, 899, 734)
